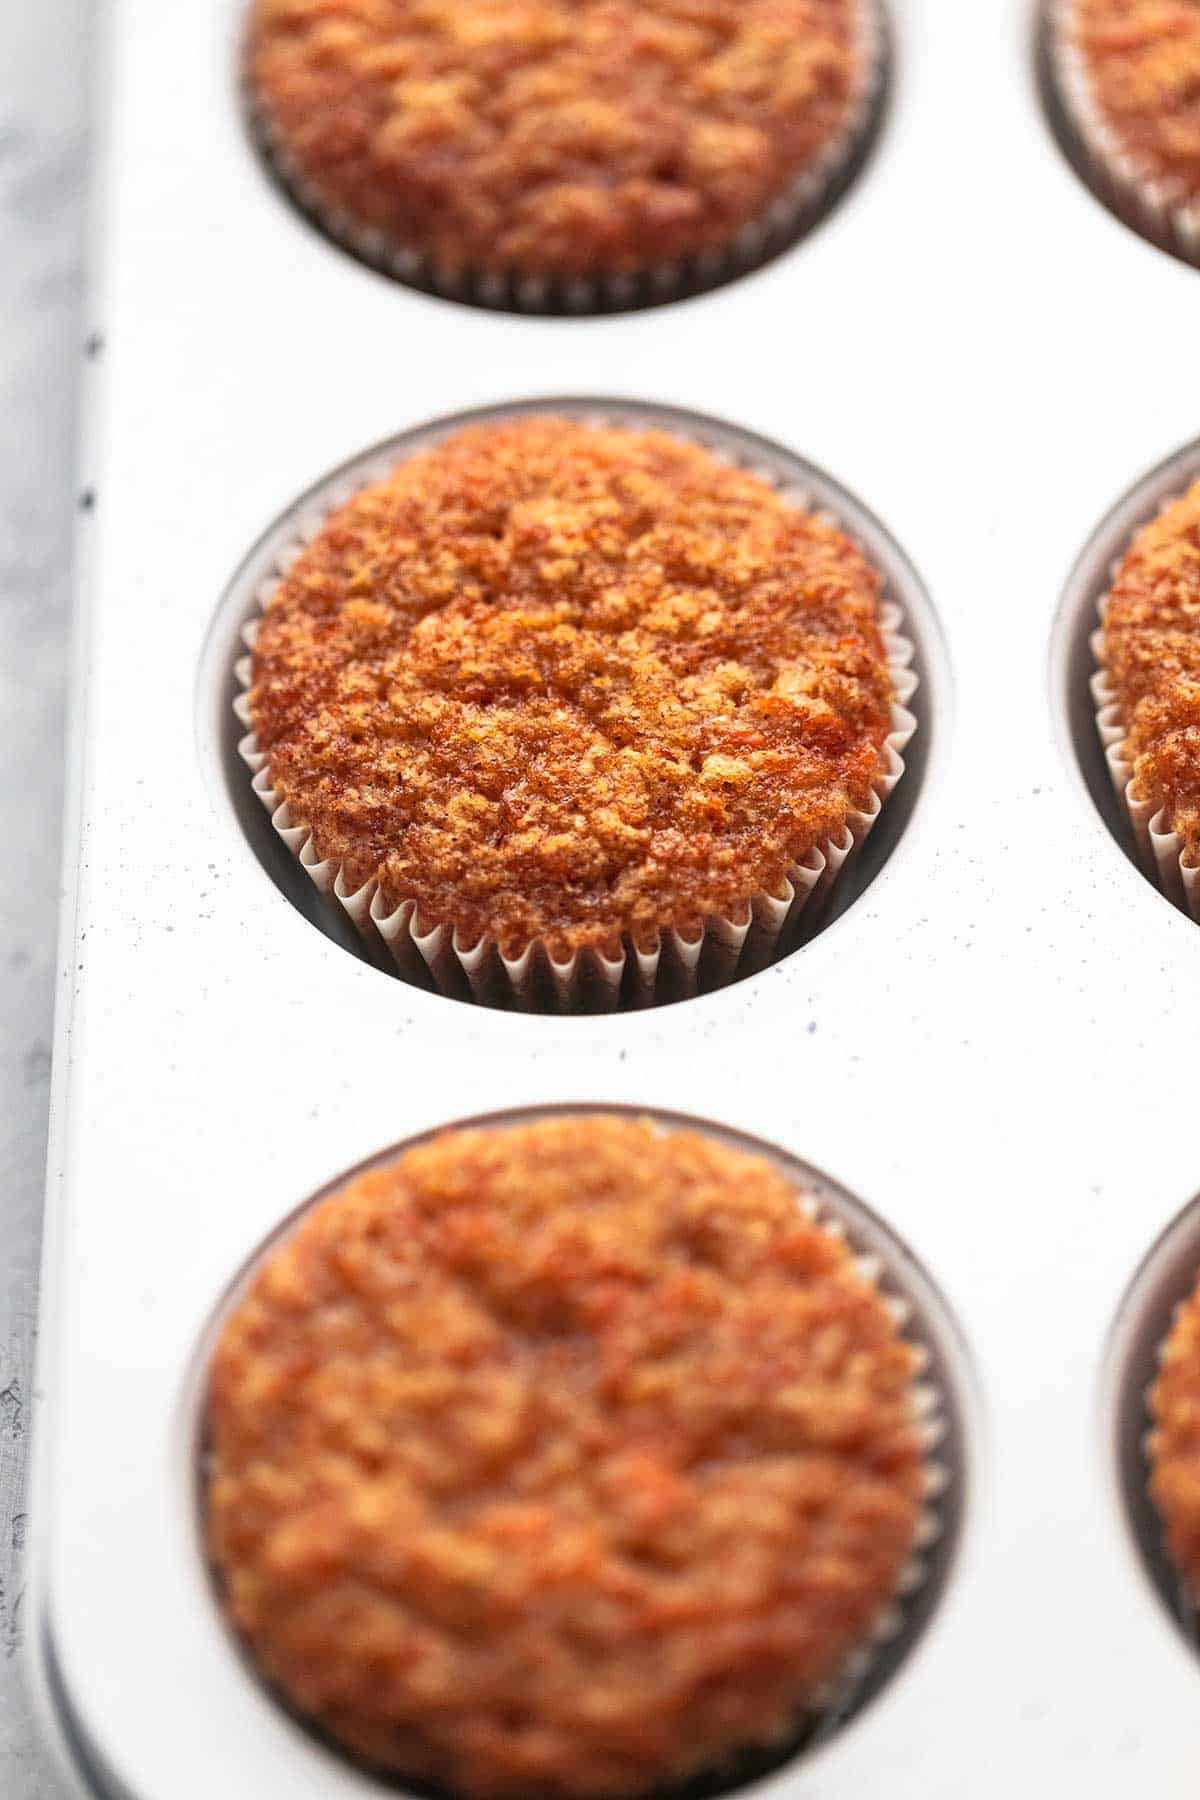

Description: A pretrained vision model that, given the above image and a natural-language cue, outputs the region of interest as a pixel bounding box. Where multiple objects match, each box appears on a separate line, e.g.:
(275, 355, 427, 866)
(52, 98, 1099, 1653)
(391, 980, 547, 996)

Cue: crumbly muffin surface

(247, 0, 867, 280)
(1150, 1267, 1200, 1595)
(1069, 0, 1200, 199)
(205, 1116, 923, 1799)
(1101, 482, 1200, 864)
(249, 417, 895, 958)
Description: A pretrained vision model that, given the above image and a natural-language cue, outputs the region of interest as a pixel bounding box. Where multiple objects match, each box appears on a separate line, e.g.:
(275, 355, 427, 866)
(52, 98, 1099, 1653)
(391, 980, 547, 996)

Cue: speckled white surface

(0, 5, 88, 1798)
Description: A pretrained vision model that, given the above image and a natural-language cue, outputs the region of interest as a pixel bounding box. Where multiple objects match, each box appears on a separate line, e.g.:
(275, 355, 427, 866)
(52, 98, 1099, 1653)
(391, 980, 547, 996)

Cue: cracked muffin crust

(248, 416, 898, 963)
(204, 1115, 926, 1798)
(1150, 1265, 1200, 1597)
(1099, 481, 1200, 867)
(246, 0, 874, 287)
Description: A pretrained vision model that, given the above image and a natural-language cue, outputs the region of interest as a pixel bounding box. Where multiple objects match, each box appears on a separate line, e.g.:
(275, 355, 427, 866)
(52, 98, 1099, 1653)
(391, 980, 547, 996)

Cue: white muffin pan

(26, 0, 1200, 1795)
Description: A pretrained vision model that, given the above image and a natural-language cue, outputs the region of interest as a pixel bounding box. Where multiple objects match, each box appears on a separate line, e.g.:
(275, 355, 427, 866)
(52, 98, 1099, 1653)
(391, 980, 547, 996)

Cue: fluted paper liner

(235, 426, 919, 1012)
(1091, 608, 1200, 923)
(245, 0, 886, 314)
(1048, 0, 1200, 268)
(810, 1253, 949, 1726)
(718, 1184, 950, 1741)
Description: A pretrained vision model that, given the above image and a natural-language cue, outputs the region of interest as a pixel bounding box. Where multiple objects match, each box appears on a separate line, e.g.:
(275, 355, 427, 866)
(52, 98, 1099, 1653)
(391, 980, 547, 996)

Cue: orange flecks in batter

(249, 418, 894, 959)
(1102, 480, 1200, 863)
(205, 1115, 923, 1799)
(1072, 0, 1200, 195)
(248, 0, 865, 277)
(1150, 1265, 1200, 1595)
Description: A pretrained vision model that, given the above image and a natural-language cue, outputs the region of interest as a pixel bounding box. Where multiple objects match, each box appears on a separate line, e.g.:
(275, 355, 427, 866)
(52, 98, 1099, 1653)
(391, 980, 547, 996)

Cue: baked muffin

(1093, 480, 1200, 917)
(1050, 0, 1200, 263)
(245, 0, 882, 304)
(240, 414, 913, 1006)
(204, 1115, 930, 1798)
(1149, 1266, 1200, 1597)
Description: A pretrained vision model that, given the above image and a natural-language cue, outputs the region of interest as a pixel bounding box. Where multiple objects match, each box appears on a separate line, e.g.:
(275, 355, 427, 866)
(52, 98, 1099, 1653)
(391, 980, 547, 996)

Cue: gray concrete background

(1, 3, 89, 1794)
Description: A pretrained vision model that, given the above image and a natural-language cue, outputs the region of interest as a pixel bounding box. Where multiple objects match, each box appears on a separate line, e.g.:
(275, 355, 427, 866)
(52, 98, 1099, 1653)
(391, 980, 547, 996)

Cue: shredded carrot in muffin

(1071, 0, 1200, 196)
(248, 0, 866, 278)
(206, 1116, 924, 1798)
(1101, 481, 1200, 864)
(1150, 1265, 1200, 1595)
(250, 417, 895, 959)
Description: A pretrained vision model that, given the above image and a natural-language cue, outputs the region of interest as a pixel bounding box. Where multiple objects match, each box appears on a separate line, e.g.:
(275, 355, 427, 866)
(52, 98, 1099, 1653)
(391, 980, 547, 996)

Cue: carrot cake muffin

(1096, 481, 1200, 883)
(204, 1115, 927, 1797)
(1149, 1266, 1200, 1596)
(246, 415, 903, 987)
(246, 0, 879, 295)
(1052, 0, 1200, 259)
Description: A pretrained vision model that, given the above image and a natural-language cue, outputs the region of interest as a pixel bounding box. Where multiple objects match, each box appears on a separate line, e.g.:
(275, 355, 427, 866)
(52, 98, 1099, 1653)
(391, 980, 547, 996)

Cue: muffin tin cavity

(201, 398, 943, 1014)
(189, 1107, 975, 1800)
(1039, 0, 1200, 272)
(1052, 436, 1200, 922)
(1104, 1192, 1200, 1661)
(241, 1, 891, 316)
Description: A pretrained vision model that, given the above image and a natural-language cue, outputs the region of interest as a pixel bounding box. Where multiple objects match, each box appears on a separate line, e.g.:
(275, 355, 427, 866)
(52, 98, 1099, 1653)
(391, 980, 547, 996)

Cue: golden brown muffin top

(249, 417, 896, 960)
(1069, 0, 1200, 198)
(205, 1115, 924, 1798)
(247, 0, 867, 280)
(1101, 482, 1200, 864)
(1150, 1266, 1200, 1596)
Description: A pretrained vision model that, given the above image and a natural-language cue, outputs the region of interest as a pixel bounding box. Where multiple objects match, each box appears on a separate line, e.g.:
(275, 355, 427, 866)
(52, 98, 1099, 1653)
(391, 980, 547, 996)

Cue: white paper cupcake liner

(244, 0, 887, 314)
(234, 416, 919, 1012)
(1047, 0, 1200, 267)
(1090, 609, 1200, 923)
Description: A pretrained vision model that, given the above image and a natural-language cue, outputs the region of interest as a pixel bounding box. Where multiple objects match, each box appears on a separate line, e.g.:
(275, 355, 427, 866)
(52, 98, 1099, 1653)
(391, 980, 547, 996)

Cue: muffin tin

(24, 0, 1200, 1795)
(1105, 1188, 1200, 1665)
